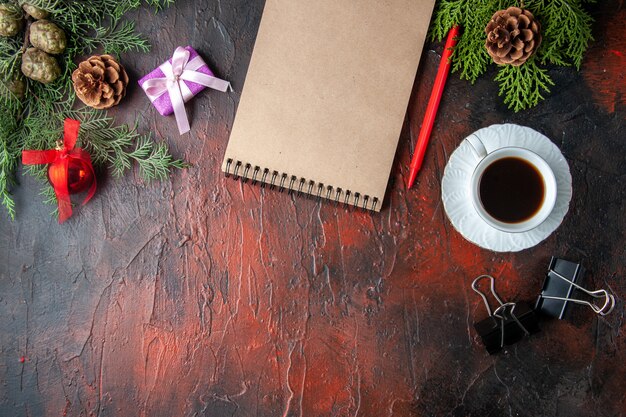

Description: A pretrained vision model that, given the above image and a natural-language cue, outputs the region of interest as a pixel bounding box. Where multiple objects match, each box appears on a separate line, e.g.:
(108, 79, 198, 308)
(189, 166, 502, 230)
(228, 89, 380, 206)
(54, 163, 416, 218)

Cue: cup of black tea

(467, 134, 557, 233)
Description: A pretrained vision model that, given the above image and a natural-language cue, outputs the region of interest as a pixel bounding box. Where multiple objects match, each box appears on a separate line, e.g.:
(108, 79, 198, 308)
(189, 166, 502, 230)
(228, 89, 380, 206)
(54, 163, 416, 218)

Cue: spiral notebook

(222, 0, 436, 211)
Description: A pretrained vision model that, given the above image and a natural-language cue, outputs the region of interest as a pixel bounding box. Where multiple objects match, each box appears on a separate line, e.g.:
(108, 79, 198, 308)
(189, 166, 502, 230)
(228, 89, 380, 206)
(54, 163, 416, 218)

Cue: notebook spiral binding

(224, 158, 379, 211)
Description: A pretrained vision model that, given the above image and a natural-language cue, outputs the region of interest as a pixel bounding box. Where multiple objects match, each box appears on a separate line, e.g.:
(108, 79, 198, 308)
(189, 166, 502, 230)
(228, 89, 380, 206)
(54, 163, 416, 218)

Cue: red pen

(407, 25, 460, 189)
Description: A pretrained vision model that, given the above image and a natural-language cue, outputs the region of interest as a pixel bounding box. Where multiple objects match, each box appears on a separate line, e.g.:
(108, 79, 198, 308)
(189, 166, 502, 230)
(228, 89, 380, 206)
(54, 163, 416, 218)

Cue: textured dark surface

(1, 1, 625, 416)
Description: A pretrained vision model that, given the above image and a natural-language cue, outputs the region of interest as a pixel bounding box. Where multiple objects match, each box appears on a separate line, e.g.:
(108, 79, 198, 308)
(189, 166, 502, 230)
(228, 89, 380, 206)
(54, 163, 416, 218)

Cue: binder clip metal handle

(536, 258, 617, 319)
(491, 302, 532, 349)
(471, 274, 505, 316)
(539, 269, 616, 316)
(493, 302, 531, 336)
(471, 275, 539, 354)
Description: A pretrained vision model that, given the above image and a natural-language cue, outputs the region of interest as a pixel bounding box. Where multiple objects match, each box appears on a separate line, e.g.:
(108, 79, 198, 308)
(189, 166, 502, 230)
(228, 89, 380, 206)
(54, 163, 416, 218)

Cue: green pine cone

(0, 3, 23, 37)
(29, 19, 66, 55)
(21, 47, 61, 84)
(2, 77, 26, 98)
(22, 3, 49, 20)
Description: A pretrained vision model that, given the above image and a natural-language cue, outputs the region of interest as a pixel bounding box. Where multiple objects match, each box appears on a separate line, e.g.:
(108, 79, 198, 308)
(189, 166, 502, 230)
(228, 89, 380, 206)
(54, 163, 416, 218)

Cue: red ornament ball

(48, 157, 94, 194)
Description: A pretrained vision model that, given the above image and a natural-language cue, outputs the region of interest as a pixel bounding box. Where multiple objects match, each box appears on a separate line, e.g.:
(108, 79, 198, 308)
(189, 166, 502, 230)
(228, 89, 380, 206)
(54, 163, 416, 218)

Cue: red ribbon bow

(22, 119, 96, 224)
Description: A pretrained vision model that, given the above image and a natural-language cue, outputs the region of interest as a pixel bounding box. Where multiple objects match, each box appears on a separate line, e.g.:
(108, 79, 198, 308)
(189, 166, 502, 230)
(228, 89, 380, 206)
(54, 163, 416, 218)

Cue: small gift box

(139, 46, 231, 134)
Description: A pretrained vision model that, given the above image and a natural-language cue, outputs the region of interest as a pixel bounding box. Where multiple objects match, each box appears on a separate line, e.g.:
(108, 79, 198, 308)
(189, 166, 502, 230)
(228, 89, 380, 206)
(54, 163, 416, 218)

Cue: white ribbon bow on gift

(143, 47, 231, 135)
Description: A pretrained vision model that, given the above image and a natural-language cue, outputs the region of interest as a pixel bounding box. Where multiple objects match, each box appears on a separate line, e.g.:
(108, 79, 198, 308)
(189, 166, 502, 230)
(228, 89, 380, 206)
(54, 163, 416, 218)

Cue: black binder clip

(472, 275, 540, 354)
(535, 257, 615, 319)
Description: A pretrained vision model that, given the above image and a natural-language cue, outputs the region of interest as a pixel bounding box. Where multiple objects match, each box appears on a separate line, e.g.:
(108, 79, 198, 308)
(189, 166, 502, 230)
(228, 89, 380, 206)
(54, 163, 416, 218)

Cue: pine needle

(494, 59, 555, 112)
(82, 22, 150, 55)
(129, 135, 189, 181)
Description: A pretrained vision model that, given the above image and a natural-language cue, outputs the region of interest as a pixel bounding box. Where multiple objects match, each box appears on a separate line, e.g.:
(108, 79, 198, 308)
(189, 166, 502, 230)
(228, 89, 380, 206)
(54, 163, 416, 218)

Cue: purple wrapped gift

(139, 46, 231, 134)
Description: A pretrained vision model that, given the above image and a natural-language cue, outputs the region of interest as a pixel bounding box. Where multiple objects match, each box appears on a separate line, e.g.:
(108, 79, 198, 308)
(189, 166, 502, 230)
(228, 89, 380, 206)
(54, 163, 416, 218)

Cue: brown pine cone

(72, 55, 129, 110)
(485, 7, 542, 66)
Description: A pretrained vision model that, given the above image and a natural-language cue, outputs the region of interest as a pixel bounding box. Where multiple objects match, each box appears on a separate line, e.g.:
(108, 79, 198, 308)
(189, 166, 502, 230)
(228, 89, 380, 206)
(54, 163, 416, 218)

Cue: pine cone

(72, 55, 129, 110)
(29, 19, 66, 55)
(485, 7, 542, 66)
(21, 47, 61, 84)
(22, 3, 49, 20)
(2, 77, 26, 99)
(0, 3, 23, 37)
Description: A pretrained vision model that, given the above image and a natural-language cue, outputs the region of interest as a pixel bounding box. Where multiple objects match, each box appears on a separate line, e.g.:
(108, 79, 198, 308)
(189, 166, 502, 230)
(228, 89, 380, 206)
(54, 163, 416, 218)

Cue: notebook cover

(222, 0, 436, 211)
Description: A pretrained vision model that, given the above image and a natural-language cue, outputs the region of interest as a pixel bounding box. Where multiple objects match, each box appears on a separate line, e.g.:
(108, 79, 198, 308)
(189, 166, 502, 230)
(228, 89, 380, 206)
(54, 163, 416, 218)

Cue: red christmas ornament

(22, 119, 96, 223)
(48, 156, 94, 194)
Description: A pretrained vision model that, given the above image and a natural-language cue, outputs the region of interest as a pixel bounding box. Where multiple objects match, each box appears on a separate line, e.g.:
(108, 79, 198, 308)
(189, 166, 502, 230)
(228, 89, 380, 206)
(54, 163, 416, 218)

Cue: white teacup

(467, 134, 557, 233)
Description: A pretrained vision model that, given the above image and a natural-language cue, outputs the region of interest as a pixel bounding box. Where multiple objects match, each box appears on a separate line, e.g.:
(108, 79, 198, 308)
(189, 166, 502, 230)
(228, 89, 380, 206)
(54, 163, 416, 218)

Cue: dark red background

(1, 1, 624, 416)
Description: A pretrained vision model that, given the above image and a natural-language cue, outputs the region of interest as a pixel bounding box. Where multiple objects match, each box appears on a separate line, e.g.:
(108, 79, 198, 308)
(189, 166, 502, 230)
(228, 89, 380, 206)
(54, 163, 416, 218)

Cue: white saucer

(441, 124, 572, 252)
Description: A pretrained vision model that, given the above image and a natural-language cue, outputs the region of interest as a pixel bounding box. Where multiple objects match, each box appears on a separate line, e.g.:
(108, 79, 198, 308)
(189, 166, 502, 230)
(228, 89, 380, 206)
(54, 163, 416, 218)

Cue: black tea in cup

(479, 157, 545, 223)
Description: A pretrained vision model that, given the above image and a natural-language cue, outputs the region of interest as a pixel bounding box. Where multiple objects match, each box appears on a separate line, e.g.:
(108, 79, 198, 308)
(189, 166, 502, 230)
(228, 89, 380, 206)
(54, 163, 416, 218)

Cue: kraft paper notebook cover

(222, 0, 436, 211)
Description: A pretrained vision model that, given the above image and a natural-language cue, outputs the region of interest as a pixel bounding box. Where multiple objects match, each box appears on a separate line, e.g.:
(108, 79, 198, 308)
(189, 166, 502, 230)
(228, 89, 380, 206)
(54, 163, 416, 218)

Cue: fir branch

(128, 135, 188, 181)
(112, 0, 144, 22)
(429, 0, 467, 42)
(67, 108, 186, 182)
(143, 0, 175, 11)
(494, 58, 554, 112)
(0, 106, 22, 219)
(450, 2, 492, 83)
(0, 0, 181, 220)
(81, 117, 137, 173)
(530, 0, 594, 69)
(17, 0, 64, 13)
(51, 0, 169, 57)
(0, 147, 17, 220)
(0, 36, 22, 78)
(0, 171, 16, 220)
(0, 81, 23, 114)
(112, 0, 176, 20)
(431, 0, 510, 83)
(430, 0, 596, 110)
(82, 21, 150, 55)
(39, 180, 59, 216)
